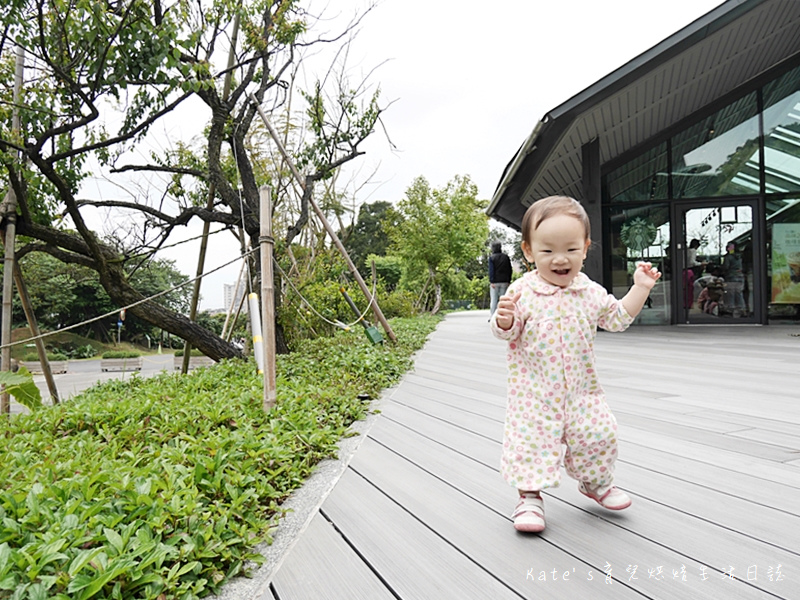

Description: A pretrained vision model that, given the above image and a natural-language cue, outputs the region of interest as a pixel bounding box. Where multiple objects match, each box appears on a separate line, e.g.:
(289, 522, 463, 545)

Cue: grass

(0, 315, 441, 599)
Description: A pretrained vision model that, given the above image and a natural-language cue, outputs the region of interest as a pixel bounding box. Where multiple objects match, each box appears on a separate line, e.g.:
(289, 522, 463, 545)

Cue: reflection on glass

(766, 198, 800, 320)
(671, 93, 760, 199)
(682, 205, 753, 322)
(605, 143, 668, 203)
(607, 204, 670, 324)
(763, 65, 800, 194)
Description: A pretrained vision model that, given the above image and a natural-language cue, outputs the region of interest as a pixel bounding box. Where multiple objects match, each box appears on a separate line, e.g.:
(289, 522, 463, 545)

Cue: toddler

(490, 196, 660, 533)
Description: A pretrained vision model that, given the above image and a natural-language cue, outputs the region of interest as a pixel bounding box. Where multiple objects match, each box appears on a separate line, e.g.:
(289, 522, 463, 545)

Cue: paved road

(13, 353, 177, 414)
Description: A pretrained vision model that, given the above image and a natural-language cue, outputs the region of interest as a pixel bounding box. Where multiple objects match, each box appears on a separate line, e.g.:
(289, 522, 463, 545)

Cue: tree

(389, 175, 488, 313)
(4, 251, 192, 343)
(0, 0, 387, 359)
(343, 201, 401, 269)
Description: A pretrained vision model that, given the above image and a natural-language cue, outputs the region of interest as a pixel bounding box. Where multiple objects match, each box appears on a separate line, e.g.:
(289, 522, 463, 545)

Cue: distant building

(489, 0, 800, 325)
(223, 283, 245, 312)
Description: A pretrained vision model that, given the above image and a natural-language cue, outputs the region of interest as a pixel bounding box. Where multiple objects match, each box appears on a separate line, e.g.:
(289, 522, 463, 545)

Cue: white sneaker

(512, 492, 545, 532)
(578, 482, 632, 511)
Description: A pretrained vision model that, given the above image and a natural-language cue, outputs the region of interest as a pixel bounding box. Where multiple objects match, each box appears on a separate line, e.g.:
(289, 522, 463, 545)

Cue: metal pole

(249, 94, 396, 342)
(259, 186, 277, 410)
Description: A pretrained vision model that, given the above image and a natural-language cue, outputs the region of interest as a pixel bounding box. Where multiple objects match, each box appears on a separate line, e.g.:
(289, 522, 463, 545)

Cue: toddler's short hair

(521, 196, 591, 246)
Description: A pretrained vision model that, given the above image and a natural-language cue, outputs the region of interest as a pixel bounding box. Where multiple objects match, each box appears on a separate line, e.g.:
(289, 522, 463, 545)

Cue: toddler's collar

(526, 270, 591, 295)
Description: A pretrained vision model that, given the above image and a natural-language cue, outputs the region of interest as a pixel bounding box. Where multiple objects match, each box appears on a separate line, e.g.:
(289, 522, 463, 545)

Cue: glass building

(488, 0, 800, 325)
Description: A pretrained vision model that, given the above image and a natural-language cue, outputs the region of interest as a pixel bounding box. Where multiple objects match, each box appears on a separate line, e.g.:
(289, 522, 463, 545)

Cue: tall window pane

(763, 65, 800, 194)
(606, 204, 670, 324)
(767, 197, 800, 321)
(604, 142, 668, 203)
(671, 93, 760, 198)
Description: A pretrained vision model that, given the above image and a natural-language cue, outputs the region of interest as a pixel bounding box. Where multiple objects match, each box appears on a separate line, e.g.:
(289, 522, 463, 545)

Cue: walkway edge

(210, 384, 402, 600)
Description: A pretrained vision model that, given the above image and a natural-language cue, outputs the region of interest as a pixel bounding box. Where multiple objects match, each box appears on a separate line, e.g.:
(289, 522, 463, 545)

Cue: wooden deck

(265, 311, 800, 600)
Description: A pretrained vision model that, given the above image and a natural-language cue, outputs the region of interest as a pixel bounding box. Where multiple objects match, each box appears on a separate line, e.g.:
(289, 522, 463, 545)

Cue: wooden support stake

(13, 263, 59, 403)
(259, 186, 277, 410)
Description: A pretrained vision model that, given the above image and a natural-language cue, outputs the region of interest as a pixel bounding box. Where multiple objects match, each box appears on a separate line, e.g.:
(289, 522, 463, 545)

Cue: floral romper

(490, 270, 634, 492)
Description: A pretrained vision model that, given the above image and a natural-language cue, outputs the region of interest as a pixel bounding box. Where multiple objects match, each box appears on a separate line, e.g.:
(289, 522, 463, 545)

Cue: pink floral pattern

(491, 270, 634, 491)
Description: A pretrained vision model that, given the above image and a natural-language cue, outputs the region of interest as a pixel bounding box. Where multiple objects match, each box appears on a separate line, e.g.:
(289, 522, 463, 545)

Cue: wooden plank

(618, 441, 800, 515)
(362, 421, 793, 599)
(613, 460, 800, 552)
(398, 376, 507, 412)
(410, 364, 506, 394)
(727, 428, 800, 453)
(621, 426, 800, 488)
(321, 469, 524, 600)
(350, 436, 647, 599)
(389, 390, 504, 439)
(616, 413, 798, 462)
(691, 410, 800, 437)
(613, 406, 751, 434)
(372, 413, 800, 553)
(270, 513, 395, 600)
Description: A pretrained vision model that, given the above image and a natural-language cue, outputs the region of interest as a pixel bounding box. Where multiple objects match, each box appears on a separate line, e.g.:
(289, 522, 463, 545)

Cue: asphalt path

(13, 353, 177, 414)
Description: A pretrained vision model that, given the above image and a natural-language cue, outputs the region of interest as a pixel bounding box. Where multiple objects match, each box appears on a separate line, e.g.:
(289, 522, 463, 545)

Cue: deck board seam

(341, 466, 530, 600)
(315, 507, 405, 600)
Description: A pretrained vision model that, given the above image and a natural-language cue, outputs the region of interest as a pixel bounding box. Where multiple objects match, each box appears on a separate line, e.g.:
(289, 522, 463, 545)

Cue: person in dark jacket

(489, 241, 512, 314)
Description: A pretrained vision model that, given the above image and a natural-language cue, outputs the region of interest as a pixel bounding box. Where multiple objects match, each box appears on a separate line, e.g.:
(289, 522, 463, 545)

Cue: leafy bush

(173, 349, 205, 358)
(0, 315, 441, 599)
(75, 344, 98, 359)
(101, 351, 142, 359)
(22, 352, 69, 362)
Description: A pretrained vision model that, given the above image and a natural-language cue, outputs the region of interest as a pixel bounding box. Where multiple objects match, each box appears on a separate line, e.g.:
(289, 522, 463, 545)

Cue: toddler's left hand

(634, 261, 661, 289)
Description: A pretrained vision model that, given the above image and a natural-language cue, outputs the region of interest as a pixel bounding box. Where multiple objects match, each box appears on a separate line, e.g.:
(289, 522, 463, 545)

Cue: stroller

(696, 276, 725, 315)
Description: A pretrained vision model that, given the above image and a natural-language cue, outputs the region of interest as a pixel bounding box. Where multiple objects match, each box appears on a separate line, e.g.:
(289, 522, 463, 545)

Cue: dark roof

(488, 0, 800, 229)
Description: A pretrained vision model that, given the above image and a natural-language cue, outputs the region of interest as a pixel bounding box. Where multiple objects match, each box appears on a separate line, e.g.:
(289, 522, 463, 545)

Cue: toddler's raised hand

(634, 261, 662, 290)
(495, 291, 521, 330)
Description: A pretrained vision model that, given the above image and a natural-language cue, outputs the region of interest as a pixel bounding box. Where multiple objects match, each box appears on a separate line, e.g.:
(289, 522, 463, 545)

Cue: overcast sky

(164, 0, 726, 309)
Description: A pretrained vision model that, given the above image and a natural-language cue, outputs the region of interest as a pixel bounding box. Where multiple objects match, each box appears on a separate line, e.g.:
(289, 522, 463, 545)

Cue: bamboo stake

(249, 94, 396, 342)
(1, 46, 25, 414)
(259, 186, 277, 410)
(13, 264, 58, 403)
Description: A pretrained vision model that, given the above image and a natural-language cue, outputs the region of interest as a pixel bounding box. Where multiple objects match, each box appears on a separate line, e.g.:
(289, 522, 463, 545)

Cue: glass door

(674, 200, 762, 323)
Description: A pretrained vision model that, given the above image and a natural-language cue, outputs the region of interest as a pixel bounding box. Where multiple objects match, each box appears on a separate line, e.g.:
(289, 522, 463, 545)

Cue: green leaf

(0, 367, 42, 411)
(68, 548, 104, 577)
(104, 528, 125, 555)
(66, 573, 93, 594)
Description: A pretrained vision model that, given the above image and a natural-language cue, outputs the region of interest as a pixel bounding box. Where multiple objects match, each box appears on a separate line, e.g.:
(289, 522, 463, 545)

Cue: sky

(97, 0, 727, 310)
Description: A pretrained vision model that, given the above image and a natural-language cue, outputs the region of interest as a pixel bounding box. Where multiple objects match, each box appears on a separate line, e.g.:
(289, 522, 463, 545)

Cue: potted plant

(21, 352, 69, 374)
(100, 351, 143, 372)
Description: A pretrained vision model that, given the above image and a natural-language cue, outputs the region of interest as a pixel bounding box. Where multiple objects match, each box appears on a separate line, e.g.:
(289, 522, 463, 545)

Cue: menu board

(771, 223, 800, 303)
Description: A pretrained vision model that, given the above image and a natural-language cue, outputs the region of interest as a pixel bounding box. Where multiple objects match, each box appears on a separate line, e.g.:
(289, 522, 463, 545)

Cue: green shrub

(75, 344, 98, 359)
(0, 315, 441, 599)
(101, 350, 141, 359)
(174, 348, 205, 357)
(22, 352, 68, 362)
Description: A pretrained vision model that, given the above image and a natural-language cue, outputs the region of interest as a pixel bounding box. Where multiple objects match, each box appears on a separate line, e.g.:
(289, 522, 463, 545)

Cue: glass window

(606, 204, 670, 324)
(763, 65, 800, 194)
(604, 142, 668, 203)
(766, 197, 800, 321)
(671, 93, 760, 198)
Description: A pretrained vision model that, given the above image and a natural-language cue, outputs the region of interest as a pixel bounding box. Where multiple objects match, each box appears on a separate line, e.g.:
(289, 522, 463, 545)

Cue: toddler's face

(522, 214, 589, 288)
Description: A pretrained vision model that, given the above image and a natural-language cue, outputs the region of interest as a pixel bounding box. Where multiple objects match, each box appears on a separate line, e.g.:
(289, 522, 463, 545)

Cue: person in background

(488, 241, 512, 315)
(684, 238, 704, 309)
(722, 240, 745, 317)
